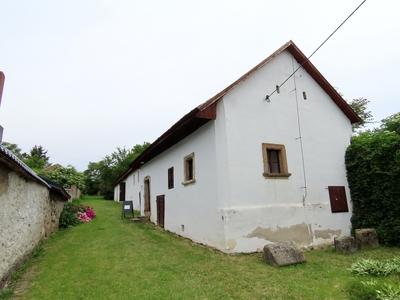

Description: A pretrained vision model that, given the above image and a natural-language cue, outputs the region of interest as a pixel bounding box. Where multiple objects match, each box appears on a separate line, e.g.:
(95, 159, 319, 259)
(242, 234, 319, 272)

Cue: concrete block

(334, 236, 357, 254)
(355, 228, 379, 249)
(262, 242, 306, 267)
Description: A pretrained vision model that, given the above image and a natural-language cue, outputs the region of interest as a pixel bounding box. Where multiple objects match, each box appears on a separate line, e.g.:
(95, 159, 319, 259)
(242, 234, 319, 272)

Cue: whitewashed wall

(116, 49, 353, 253)
(218, 50, 353, 252)
(113, 185, 119, 202)
(125, 123, 226, 250)
(0, 169, 65, 283)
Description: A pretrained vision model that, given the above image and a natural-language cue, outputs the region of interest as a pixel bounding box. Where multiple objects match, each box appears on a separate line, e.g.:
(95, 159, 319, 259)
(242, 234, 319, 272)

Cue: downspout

(291, 57, 308, 207)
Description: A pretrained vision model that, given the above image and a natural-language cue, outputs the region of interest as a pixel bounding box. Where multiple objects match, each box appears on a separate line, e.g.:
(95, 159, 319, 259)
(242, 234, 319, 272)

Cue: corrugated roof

(0, 144, 50, 187)
(0, 145, 70, 200)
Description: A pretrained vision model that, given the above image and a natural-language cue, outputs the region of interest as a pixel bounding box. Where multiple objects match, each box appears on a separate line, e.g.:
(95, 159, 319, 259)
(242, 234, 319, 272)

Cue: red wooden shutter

(328, 186, 349, 213)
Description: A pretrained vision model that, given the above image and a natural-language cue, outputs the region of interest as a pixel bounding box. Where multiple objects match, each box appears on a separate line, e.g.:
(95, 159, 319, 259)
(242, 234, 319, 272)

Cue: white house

(114, 41, 360, 253)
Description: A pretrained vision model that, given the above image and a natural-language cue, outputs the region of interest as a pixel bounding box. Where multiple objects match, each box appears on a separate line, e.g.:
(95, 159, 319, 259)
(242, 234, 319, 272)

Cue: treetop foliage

(347, 97, 373, 131)
(84, 142, 150, 199)
(1, 143, 84, 190)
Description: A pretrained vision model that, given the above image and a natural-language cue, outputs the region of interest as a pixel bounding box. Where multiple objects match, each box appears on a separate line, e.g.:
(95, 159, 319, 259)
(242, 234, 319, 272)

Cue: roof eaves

(114, 40, 361, 186)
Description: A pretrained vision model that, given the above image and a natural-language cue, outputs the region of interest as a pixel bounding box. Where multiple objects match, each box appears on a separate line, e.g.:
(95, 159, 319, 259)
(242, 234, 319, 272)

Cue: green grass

(9, 196, 400, 299)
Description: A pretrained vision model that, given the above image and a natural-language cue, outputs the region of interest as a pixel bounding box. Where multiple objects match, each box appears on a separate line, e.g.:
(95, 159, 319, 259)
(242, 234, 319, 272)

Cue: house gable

(115, 41, 359, 185)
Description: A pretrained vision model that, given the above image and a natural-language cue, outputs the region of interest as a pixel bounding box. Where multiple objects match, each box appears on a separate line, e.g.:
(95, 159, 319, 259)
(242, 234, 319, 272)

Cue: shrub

(376, 284, 400, 300)
(348, 280, 400, 300)
(346, 113, 400, 246)
(59, 202, 96, 228)
(350, 258, 400, 277)
(59, 202, 80, 228)
(0, 288, 13, 300)
(348, 280, 379, 300)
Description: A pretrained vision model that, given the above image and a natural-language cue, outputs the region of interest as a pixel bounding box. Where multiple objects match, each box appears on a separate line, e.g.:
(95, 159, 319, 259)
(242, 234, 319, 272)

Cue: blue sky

(0, 0, 399, 170)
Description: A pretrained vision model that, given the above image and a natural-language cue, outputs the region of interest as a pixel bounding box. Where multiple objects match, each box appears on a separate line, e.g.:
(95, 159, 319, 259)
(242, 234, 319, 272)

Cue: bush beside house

(346, 113, 400, 246)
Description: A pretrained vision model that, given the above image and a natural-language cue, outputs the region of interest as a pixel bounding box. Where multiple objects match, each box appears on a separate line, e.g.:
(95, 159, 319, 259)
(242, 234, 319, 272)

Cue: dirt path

(11, 265, 38, 300)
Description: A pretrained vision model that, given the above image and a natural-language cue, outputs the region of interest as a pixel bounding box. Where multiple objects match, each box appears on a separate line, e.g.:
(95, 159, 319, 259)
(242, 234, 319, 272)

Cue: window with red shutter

(328, 186, 349, 213)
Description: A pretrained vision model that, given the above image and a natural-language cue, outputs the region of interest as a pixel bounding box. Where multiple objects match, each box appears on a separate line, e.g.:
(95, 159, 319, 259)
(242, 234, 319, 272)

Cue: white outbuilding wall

(217, 50, 353, 252)
(116, 49, 353, 253)
(116, 122, 226, 250)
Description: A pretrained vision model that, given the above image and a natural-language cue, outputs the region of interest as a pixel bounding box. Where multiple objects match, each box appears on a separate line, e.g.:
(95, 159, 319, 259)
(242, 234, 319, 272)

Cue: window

(168, 167, 174, 189)
(183, 153, 195, 185)
(262, 143, 290, 178)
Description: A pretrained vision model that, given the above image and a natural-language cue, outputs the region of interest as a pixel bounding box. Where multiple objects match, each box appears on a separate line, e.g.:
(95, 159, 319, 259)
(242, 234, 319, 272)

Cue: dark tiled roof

(115, 41, 361, 185)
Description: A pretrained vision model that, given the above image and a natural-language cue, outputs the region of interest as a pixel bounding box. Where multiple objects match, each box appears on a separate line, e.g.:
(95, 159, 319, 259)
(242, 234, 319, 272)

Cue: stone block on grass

(355, 228, 379, 249)
(334, 236, 357, 254)
(262, 242, 306, 267)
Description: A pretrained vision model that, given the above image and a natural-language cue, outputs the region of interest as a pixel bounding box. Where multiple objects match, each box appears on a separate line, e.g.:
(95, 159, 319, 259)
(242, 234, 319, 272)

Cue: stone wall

(65, 185, 81, 201)
(0, 164, 65, 285)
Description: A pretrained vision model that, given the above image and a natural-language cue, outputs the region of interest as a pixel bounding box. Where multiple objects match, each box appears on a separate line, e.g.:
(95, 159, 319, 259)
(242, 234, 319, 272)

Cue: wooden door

(156, 195, 165, 228)
(144, 177, 151, 216)
(119, 182, 126, 202)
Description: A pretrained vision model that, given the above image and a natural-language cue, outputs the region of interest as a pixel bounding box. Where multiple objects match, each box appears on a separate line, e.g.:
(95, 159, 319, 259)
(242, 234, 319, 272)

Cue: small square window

(168, 167, 174, 189)
(183, 153, 195, 185)
(262, 143, 291, 178)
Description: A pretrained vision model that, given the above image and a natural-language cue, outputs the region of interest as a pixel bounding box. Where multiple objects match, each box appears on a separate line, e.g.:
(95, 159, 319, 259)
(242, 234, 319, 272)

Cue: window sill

(182, 179, 196, 186)
(263, 172, 291, 179)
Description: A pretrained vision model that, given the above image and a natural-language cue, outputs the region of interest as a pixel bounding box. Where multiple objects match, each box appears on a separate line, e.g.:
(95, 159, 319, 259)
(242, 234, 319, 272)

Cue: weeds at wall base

(0, 242, 44, 300)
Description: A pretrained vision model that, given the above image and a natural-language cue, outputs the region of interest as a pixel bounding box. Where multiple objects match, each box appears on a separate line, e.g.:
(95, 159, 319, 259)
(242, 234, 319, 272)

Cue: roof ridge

(115, 40, 360, 184)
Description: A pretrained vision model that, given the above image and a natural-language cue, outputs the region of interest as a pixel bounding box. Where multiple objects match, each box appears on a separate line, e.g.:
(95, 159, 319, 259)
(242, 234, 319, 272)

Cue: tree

(23, 145, 50, 171)
(84, 142, 150, 199)
(381, 112, 400, 134)
(39, 164, 86, 191)
(84, 161, 102, 195)
(1, 141, 23, 159)
(348, 97, 373, 131)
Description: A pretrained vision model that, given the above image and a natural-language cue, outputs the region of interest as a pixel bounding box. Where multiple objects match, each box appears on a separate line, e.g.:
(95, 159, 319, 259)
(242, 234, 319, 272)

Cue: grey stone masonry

(334, 236, 357, 254)
(262, 242, 306, 267)
(355, 228, 379, 249)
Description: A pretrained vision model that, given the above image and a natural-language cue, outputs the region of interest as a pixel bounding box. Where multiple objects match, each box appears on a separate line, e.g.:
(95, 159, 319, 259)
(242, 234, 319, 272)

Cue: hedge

(345, 114, 400, 246)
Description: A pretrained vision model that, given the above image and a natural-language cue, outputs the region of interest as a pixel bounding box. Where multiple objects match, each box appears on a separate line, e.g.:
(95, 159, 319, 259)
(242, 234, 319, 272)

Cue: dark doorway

(119, 182, 126, 202)
(156, 195, 165, 228)
(144, 177, 151, 217)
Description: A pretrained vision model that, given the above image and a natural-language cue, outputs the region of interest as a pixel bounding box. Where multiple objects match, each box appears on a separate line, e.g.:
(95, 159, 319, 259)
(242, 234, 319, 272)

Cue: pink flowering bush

(86, 207, 96, 219)
(77, 211, 91, 223)
(77, 206, 96, 223)
(59, 203, 96, 228)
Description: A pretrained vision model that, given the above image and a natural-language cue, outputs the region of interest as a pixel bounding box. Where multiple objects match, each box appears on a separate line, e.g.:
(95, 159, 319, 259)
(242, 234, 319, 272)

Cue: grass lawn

(5, 196, 400, 299)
